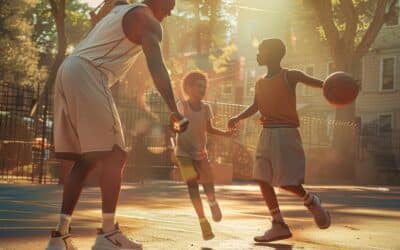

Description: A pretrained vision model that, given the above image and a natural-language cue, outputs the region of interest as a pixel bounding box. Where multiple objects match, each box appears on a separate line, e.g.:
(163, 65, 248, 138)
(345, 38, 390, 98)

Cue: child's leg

(254, 181, 292, 243)
(202, 182, 222, 222)
(187, 180, 215, 240)
(281, 184, 331, 229)
(258, 181, 284, 223)
(187, 180, 205, 219)
(202, 182, 215, 201)
(280, 185, 306, 198)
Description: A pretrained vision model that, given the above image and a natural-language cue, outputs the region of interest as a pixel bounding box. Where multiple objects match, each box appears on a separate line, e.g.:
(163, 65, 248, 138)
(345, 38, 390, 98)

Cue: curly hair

(182, 71, 208, 94)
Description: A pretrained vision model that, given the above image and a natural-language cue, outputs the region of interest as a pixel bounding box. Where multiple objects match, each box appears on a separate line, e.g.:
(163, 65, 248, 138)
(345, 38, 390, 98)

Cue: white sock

(270, 207, 284, 223)
(102, 213, 116, 232)
(207, 199, 217, 206)
(199, 217, 207, 223)
(56, 214, 71, 235)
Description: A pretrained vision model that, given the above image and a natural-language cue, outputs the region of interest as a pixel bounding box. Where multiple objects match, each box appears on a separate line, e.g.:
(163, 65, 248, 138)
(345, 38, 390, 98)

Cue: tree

(31, 0, 91, 68)
(303, 0, 397, 123)
(0, 0, 40, 86)
(301, 0, 398, 177)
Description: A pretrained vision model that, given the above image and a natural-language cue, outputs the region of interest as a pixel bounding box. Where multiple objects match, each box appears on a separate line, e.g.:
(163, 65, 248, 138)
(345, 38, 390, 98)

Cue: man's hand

(170, 112, 189, 133)
(228, 116, 240, 130)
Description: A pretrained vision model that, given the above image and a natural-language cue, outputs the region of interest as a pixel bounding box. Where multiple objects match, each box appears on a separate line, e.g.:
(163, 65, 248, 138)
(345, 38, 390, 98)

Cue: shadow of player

(254, 242, 293, 250)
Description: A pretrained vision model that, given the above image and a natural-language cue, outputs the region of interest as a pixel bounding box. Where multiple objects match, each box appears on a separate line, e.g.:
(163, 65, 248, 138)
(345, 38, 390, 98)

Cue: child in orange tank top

(228, 38, 331, 242)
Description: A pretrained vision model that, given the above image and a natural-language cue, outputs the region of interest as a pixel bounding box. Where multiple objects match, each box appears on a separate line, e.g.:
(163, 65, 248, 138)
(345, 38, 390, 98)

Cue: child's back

(255, 70, 299, 128)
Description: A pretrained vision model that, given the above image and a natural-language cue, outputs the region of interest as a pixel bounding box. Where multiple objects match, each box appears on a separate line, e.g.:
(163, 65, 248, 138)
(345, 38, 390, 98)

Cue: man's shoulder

(123, 5, 162, 42)
(125, 5, 159, 26)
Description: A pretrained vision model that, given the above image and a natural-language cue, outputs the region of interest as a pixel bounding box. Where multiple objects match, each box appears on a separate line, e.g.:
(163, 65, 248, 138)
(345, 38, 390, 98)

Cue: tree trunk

(331, 47, 361, 182)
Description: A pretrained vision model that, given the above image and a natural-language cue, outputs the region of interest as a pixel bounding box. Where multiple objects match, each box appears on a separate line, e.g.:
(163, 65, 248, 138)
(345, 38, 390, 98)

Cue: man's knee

(108, 145, 128, 167)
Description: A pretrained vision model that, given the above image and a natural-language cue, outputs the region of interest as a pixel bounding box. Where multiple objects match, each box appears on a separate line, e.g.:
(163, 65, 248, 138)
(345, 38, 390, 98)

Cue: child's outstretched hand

(224, 129, 237, 137)
(228, 116, 240, 130)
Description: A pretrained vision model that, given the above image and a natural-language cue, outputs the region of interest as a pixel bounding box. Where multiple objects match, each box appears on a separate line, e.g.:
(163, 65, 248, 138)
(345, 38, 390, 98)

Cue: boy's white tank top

(72, 3, 146, 87)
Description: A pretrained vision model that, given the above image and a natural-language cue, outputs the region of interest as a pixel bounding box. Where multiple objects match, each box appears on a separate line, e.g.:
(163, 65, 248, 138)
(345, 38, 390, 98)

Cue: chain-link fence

(1, 83, 398, 184)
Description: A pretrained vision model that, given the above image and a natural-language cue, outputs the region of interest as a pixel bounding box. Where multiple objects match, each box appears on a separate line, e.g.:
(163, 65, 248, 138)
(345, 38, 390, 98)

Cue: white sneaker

(46, 230, 78, 250)
(92, 223, 142, 250)
(254, 221, 292, 243)
(305, 194, 331, 229)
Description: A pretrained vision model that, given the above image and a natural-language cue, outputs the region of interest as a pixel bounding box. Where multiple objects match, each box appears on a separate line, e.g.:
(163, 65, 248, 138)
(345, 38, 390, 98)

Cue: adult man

(46, 1, 184, 249)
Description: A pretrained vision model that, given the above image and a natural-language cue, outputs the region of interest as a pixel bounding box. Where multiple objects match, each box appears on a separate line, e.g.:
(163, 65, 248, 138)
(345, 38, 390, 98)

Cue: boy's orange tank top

(256, 69, 300, 127)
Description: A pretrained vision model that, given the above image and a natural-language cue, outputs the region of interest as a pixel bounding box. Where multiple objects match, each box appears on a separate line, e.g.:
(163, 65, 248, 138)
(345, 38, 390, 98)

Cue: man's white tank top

(72, 3, 146, 87)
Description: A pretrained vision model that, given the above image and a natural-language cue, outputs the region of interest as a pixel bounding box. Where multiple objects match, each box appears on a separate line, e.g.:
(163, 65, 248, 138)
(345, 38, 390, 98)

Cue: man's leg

(99, 146, 127, 232)
(57, 157, 97, 234)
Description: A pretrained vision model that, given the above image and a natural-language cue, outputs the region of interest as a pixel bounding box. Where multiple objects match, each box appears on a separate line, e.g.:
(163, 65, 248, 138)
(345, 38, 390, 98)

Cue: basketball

(323, 72, 359, 107)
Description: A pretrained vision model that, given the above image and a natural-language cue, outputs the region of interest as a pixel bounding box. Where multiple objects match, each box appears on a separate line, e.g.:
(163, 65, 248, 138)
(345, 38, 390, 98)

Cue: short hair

(259, 38, 286, 60)
(182, 71, 208, 93)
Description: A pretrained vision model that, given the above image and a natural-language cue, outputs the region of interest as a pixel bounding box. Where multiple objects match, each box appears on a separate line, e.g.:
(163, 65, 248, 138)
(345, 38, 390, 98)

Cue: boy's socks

(102, 213, 116, 232)
(56, 214, 71, 235)
(270, 207, 284, 223)
(303, 193, 320, 206)
(199, 218, 214, 240)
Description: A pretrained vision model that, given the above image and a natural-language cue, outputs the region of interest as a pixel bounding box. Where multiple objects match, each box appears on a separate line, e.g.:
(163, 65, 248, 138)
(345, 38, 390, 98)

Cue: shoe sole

(254, 233, 292, 243)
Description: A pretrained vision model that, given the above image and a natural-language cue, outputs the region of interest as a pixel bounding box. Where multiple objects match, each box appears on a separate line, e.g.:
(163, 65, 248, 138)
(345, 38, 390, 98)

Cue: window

(302, 65, 314, 96)
(380, 57, 396, 91)
(327, 61, 335, 76)
(379, 113, 393, 134)
(386, 0, 399, 26)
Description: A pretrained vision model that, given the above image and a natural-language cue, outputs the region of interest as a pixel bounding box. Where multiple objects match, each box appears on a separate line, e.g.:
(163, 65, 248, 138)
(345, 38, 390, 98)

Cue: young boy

(175, 71, 233, 240)
(228, 38, 331, 242)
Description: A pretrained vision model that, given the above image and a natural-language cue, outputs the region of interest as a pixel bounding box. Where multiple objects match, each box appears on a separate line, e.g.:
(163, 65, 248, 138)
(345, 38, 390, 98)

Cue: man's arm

(141, 21, 178, 113)
(288, 69, 323, 88)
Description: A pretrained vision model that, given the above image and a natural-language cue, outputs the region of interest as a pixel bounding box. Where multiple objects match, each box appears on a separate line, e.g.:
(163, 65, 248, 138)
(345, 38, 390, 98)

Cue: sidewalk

(0, 182, 399, 250)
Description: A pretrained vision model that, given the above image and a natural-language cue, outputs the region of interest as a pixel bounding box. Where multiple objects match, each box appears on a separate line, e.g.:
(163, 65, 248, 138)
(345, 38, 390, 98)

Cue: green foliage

(31, 0, 91, 67)
(209, 44, 237, 73)
(0, 0, 40, 86)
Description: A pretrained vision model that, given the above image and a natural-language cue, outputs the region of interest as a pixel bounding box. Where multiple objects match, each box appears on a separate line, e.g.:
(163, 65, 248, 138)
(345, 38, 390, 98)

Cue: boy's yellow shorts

(176, 156, 213, 184)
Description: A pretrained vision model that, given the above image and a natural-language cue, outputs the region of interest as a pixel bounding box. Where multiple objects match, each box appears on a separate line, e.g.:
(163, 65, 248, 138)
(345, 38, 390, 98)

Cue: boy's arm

(228, 95, 258, 129)
(288, 69, 323, 88)
(207, 120, 232, 136)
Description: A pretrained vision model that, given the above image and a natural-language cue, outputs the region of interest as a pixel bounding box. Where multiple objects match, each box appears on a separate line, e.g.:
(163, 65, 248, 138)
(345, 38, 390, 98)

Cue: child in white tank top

(175, 71, 234, 240)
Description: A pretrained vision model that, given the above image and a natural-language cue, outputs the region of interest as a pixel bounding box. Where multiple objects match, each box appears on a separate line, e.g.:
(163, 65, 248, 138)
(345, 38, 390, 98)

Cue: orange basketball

(323, 72, 359, 107)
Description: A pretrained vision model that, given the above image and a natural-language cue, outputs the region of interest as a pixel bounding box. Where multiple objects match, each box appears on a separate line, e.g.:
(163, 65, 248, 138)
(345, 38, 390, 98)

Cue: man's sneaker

(208, 200, 222, 222)
(254, 221, 292, 243)
(92, 223, 142, 250)
(305, 194, 331, 229)
(199, 219, 215, 240)
(46, 230, 78, 250)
